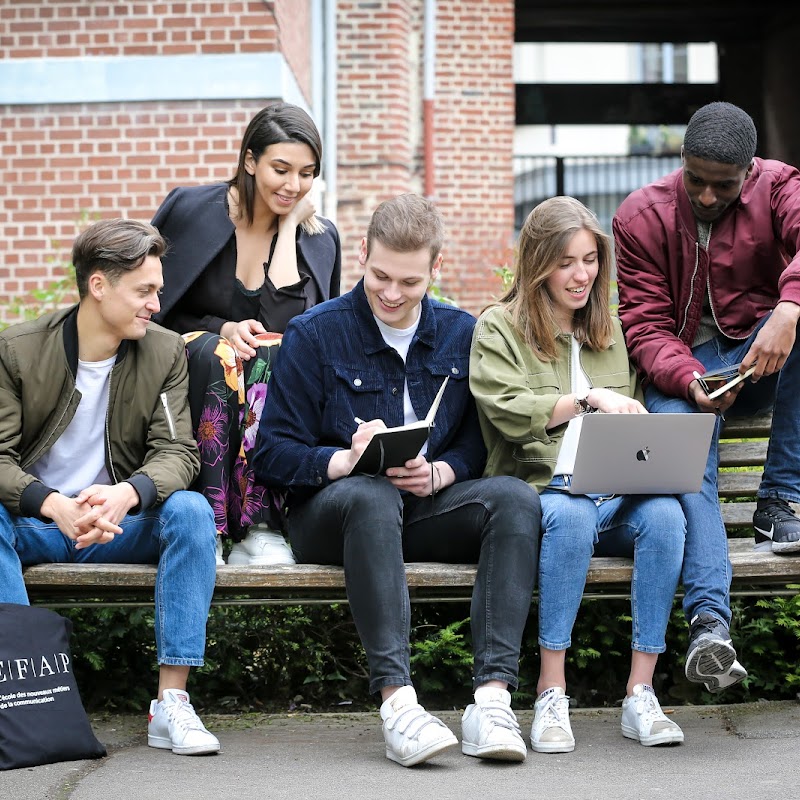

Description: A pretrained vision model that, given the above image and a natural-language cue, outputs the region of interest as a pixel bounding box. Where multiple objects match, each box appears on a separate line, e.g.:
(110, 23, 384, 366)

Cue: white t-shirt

(554, 335, 590, 477)
(28, 356, 116, 497)
(374, 313, 422, 428)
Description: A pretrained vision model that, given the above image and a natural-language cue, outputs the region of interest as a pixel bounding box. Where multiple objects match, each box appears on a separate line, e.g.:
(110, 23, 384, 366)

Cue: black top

(151, 182, 341, 335)
(171, 227, 322, 334)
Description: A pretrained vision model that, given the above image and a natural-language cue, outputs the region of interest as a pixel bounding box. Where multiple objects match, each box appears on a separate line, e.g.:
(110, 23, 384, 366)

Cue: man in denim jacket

(254, 194, 540, 767)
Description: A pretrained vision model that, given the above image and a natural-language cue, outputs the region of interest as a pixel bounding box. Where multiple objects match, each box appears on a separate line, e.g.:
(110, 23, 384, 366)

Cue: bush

(62, 589, 800, 714)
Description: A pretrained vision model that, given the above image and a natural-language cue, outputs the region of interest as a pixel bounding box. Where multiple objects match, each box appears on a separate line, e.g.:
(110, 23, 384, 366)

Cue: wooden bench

(23, 412, 800, 608)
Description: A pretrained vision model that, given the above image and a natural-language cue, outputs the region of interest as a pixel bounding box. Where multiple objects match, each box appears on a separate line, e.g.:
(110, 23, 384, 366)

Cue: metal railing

(513, 154, 682, 235)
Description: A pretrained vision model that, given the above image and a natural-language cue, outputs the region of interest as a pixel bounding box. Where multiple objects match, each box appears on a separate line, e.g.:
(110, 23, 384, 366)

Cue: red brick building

(0, 0, 514, 318)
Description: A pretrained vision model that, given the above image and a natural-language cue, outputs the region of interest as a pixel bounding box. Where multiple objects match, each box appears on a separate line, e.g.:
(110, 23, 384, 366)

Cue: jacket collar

(62, 304, 129, 378)
(351, 278, 438, 355)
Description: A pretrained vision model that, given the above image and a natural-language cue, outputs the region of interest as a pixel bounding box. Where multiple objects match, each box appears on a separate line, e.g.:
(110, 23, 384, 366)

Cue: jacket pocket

(331, 366, 383, 436)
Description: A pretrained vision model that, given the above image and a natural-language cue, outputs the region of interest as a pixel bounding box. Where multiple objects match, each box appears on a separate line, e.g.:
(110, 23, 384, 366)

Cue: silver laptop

(568, 412, 716, 495)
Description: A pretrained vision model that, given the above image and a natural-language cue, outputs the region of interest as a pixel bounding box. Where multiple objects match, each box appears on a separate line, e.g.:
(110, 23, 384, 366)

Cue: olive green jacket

(0, 306, 200, 518)
(469, 306, 642, 492)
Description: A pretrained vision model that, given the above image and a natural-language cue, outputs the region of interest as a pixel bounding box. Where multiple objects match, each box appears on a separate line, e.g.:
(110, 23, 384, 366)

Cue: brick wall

(0, 100, 271, 303)
(0, 0, 515, 319)
(0, 0, 309, 316)
(334, 0, 514, 314)
(0, 1, 279, 58)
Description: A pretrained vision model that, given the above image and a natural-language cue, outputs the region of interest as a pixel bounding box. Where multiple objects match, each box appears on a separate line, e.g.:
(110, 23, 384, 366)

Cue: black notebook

(351, 376, 450, 475)
(697, 362, 756, 400)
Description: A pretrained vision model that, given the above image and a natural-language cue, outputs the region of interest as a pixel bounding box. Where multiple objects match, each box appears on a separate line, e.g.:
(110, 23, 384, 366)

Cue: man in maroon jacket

(613, 101, 800, 694)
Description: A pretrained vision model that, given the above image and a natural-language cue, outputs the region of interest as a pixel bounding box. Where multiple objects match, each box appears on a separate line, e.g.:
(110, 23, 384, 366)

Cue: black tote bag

(0, 603, 107, 770)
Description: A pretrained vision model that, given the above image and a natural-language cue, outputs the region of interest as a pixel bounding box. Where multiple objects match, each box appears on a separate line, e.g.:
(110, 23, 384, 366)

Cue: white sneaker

(227, 525, 296, 566)
(215, 537, 225, 567)
(461, 686, 526, 762)
(380, 685, 458, 767)
(147, 689, 221, 755)
(530, 687, 575, 753)
(621, 684, 684, 747)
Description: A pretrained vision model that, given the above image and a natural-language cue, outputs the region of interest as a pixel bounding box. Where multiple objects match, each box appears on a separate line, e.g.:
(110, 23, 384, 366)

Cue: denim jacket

(253, 279, 486, 504)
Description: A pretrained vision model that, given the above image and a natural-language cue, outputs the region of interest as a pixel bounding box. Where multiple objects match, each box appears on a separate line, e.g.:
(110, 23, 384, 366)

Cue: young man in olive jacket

(0, 218, 220, 756)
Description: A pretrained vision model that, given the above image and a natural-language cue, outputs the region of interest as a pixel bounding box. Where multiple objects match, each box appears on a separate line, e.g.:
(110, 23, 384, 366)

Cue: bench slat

(22, 538, 800, 605)
(718, 441, 769, 468)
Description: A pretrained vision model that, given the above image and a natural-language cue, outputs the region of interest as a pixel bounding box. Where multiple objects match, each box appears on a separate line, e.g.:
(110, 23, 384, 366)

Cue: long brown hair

(497, 196, 613, 361)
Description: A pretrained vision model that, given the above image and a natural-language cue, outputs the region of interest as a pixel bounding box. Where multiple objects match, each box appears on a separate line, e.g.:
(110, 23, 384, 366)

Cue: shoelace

(163, 699, 205, 733)
(539, 693, 570, 729)
(478, 700, 521, 734)
(759, 498, 797, 522)
(632, 690, 667, 724)
(691, 613, 726, 638)
(385, 703, 448, 740)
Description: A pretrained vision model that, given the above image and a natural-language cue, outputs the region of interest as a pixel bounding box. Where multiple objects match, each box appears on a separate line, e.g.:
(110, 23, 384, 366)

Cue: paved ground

(5, 700, 799, 799)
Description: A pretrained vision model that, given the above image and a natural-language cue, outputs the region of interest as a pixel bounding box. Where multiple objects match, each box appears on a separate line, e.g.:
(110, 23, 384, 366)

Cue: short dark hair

(229, 102, 323, 226)
(72, 218, 166, 298)
(366, 193, 444, 268)
(683, 101, 757, 167)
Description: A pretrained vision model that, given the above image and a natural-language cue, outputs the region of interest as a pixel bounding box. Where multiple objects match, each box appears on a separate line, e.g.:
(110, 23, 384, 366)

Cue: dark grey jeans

(287, 474, 540, 696)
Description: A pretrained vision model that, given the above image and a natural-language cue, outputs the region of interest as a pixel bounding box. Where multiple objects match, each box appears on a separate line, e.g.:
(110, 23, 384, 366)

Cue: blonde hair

(497, 196, 613, 361)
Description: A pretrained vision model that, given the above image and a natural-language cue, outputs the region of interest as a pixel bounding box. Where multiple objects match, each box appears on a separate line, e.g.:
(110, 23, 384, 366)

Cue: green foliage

(61, 587, 800, 714)
(410, 616, 473, 697)
(428, 280, 458, 307)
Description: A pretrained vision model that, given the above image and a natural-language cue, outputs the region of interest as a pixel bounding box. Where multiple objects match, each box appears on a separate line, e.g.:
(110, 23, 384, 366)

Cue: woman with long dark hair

(152, 102, 341, 565)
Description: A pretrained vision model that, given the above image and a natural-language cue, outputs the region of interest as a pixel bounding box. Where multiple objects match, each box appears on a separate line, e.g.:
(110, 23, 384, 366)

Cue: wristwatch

(573, 389, 596, 416)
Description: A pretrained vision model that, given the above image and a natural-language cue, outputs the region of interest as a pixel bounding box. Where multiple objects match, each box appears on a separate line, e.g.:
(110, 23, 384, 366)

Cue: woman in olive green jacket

(470, 197, 686, 753)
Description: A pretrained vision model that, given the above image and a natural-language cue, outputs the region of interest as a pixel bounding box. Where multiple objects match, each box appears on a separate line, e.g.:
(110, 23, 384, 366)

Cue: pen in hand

(354, 417, 366, 425)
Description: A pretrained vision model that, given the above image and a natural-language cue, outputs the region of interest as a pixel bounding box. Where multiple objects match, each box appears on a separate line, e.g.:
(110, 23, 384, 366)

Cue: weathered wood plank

(717, 471, 761, 497)
(718, 441, 769, 468)
(721, 413, 772, 439)
(22, 537, 800, 605)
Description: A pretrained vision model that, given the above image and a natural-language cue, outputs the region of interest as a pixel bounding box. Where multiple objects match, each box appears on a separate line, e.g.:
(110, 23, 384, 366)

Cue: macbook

(567, 412, 716, 495)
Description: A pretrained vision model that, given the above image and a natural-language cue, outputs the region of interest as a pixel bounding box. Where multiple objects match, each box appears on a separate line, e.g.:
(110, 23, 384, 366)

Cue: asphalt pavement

(4, 700, 799, 799)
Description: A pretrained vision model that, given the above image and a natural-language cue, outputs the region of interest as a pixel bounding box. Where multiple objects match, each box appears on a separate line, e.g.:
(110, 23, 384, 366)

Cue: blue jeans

(644, 314, 800, 627)
(539, 488, 685, 653)
(287, 475, 540, 695)
(0, 491, 217, 666)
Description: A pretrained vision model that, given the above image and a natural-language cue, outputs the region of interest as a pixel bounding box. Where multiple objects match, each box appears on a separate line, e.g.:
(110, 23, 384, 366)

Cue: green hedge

(62, 589, 800, 713)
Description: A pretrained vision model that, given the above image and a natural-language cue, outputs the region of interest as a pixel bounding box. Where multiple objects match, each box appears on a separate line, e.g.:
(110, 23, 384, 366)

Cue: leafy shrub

(61, 589, 800, 714)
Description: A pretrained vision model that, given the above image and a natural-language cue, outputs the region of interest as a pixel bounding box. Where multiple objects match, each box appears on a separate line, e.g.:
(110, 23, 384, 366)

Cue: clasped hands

(40, 482, 139, 549)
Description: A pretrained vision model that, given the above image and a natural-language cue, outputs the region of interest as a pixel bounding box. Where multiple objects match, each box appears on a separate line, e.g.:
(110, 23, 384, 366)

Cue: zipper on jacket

(22, 395, 76, 470)
(104, 380, 119, 484)
(160, 392, 178, 441)
(677, 240, 702, 340)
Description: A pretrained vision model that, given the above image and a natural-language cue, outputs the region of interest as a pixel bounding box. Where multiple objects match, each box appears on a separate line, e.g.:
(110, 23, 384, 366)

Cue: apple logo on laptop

(636, 446, 651, 462)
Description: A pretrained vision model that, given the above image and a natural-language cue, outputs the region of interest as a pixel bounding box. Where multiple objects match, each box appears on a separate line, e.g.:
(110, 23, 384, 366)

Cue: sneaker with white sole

(380, 685, 458, 767)
(530, 686, 575, 753)
(227, 525, 296, 566)
(461, 686, 526, 762)
(753, 494, 800, 554)
(621, 684, 684, 746)
(215, 537, 225, 567)
(685, 612, 747, 692)
(147, 689, 220, 756)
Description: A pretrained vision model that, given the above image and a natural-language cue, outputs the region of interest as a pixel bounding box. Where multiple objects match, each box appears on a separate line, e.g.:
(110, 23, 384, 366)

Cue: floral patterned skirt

(182, 331, 286, 542)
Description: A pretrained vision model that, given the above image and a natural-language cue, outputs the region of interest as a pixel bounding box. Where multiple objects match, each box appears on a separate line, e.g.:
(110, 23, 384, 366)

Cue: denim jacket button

(391, 386, 398, 395)
(451, 367, 459, 375)
(353, 378, 362, 386)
